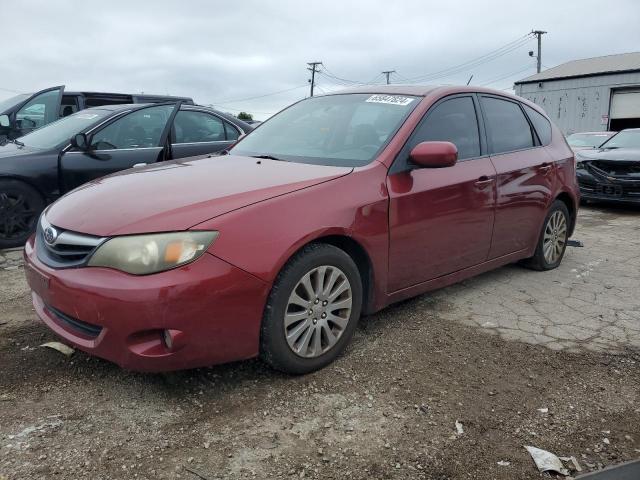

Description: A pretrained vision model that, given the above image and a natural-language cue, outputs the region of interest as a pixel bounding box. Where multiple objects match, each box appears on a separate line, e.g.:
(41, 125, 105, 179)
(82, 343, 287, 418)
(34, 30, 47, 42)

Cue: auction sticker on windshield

(365, 95, 414, 106)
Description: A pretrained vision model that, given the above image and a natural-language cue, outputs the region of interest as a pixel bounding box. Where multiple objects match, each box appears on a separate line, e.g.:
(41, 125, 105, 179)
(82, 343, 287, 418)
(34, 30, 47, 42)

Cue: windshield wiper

(250, 154, 287, 162)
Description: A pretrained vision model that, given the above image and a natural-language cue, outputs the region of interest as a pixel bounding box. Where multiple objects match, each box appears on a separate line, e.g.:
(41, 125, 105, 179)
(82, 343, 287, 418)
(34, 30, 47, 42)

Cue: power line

(403, 34, 534, 83)
(478, 64, 535, 87)
(212, 85, 308, 105)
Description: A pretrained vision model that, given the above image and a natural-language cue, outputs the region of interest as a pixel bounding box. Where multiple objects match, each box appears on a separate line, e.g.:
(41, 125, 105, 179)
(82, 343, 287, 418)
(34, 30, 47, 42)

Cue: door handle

(539, 163, 553, 173)
(474, 176, 494, 188)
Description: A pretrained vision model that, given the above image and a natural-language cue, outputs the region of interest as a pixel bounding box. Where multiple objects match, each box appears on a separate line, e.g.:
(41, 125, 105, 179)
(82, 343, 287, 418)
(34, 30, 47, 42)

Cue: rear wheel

(522, 200, 570, 271)
(260, 244, 363, 374)
(0, 179, 44, 249)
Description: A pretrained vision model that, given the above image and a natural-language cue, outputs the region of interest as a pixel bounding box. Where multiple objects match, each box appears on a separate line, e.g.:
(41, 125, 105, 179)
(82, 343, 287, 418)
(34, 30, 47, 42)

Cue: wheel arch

(554, 190, 577, 237)
(276, 233, 377, 316)
(0, 174, 49, 204)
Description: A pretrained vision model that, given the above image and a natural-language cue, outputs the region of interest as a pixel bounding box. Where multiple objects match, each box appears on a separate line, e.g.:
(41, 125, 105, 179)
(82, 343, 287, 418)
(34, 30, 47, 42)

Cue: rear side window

(173, 110, 225, 143)
(409, 96, 481, 160)
(523, 104, 552, 145)
(481, 97, 534, 154)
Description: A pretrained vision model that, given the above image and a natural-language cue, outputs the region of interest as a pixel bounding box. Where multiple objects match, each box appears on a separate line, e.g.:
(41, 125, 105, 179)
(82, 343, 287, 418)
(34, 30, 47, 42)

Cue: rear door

(479, 95, 555, 258)
(13, 85, 64, 137)
(59, 104, 179, 192)
(387, 94, 497, 291)
(170, 108, 240, 158)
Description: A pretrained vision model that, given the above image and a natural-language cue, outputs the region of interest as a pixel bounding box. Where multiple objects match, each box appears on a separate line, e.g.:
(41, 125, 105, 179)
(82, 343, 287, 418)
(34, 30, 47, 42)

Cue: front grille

(46, 304, 103, 338)
(36, 215, 106, 268)
(586, 160, 640, 179)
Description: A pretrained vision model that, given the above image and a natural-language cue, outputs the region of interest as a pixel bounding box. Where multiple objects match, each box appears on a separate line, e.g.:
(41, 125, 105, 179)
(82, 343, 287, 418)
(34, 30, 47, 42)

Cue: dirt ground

(1, 204, 639, 480)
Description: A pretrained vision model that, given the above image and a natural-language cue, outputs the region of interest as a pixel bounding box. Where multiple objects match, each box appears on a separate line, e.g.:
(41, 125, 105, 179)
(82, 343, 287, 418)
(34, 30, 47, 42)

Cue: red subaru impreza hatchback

(24, 86, 578, 374)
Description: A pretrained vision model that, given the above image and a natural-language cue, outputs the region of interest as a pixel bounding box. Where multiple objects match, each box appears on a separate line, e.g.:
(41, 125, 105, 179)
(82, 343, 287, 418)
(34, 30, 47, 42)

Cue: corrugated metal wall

(514, 71, 640, 134)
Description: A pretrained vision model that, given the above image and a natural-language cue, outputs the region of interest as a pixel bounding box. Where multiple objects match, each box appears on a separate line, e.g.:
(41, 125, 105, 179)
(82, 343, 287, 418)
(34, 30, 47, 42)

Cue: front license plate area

(596, 184, 622, 197)
(25, 263, 50, 294)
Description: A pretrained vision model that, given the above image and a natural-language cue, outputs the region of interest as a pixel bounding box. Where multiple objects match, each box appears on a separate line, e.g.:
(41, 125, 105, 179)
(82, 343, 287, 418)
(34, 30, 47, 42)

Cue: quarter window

(91, 105, 174, 150)
(224, 122, 240, 141)
(481, 97, 534, 154)
(173, 111, 226, 143)
(523, 104, 552, 145)
(410, 96, 481, 160)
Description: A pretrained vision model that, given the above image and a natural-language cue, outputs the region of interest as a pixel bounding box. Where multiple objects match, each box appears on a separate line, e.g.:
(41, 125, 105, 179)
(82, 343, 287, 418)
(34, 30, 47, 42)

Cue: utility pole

(382, 70, 396, 84)
(531, 30, 547, 73)
(307, 62, 322, 97)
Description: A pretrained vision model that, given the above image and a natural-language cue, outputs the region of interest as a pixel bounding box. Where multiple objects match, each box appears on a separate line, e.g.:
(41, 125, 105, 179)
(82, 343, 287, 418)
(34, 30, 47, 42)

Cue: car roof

(569, 131, 616, 135)
(82, 103, 253, 130)
(323, 84, 535, 105)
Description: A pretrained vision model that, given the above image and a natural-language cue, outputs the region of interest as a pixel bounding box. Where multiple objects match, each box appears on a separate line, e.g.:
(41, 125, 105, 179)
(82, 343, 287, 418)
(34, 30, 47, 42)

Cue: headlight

(88, 231, 218, 275)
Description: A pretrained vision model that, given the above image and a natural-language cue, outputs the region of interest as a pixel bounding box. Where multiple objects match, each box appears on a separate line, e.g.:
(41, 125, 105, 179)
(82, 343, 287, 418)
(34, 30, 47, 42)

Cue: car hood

(46, 155, 353, 236)
(0, 142, 42, 158)
(576, 148, 640, 162)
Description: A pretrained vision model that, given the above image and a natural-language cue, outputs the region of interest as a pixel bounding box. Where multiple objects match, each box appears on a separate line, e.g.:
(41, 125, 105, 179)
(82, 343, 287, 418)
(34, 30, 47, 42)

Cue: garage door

(610, 90, 640, 130)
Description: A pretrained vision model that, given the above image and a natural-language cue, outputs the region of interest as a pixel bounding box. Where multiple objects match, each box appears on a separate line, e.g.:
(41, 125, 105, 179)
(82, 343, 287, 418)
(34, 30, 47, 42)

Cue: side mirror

(0, 114, 10, 128)
(409, 141, 458, 168)
(70, 132, 89, 150)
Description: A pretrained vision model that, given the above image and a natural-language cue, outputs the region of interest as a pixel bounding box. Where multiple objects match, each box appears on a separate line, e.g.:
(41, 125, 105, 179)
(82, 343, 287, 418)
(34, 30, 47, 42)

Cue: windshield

(567, 133, 612, 148)
(17, 109, 113, 149)
(599, 130, 640, 149)
(0, 94, 30, 114)
(231, 93, 419, 167)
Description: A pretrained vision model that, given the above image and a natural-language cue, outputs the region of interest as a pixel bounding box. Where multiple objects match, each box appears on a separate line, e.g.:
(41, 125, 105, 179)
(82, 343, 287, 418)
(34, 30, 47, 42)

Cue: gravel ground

(1, 204, 639, 480)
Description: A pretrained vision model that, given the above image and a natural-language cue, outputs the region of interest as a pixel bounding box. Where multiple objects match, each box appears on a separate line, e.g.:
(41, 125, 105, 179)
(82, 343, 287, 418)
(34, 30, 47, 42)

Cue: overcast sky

(2, 0, 639, 119)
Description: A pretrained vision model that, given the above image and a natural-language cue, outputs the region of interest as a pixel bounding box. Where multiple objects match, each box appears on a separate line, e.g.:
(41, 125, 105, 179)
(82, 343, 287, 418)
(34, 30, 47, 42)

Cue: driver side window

(91, 105, 174, 150)
(410, 96, 481, 160)
(16, 89, 61, 131)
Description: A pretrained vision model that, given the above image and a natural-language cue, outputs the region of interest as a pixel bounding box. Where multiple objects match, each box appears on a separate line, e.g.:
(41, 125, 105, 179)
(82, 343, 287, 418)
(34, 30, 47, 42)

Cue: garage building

(514, 52, 640, 134)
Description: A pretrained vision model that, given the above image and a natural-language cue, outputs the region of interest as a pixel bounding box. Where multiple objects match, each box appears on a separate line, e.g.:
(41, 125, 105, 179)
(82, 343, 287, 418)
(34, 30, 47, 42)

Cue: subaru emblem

(44, 226, 58, 245)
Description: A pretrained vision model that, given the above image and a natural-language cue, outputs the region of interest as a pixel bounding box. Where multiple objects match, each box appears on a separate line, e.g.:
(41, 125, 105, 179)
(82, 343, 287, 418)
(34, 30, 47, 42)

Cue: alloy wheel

(284, 265, 353, 358)
(0, 192, 37, 241)
(542, 210, 567, 264)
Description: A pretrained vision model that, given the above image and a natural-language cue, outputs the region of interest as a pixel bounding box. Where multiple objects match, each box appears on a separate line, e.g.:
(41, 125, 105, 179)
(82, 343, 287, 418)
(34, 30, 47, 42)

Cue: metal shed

(514, 52, 640, 134)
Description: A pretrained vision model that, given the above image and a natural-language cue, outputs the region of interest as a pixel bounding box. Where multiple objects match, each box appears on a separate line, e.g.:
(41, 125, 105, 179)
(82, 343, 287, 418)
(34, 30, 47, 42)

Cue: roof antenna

(466, 75, 473, 86)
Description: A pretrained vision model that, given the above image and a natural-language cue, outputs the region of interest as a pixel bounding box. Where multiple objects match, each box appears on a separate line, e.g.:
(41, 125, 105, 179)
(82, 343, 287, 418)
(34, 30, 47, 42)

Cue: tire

(260, 243, 363, 374)
(0, 179, 45, 249)
(522, 200, 570, 271)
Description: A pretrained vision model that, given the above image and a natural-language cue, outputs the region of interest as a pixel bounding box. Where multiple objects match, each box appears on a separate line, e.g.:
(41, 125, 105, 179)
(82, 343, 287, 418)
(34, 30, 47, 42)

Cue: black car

(576, 128, 640, 205)
(0, 102, 252, 248)
(0, 85, 193, 142)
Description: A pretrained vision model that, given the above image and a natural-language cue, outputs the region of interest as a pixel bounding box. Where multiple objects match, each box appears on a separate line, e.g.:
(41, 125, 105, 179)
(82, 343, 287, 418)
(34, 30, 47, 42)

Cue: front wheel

(0, 179, 45, 249)
(522, 200, 570, 271)
(260, 244, 363, 374)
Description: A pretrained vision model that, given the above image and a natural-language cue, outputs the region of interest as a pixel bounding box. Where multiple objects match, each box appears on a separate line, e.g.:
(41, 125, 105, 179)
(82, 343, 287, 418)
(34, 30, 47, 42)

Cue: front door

(13, 85, 65, 138)
(387, 95, 497, 291)
(59, 104, 178, 192)
(171, 109, 239, 158)
(478, 95, 555, 258)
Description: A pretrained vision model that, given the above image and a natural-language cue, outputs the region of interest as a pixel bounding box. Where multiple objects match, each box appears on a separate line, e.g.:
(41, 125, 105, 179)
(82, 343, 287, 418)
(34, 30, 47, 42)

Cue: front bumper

(577, 169, 640, 205)
(24, 236, 270, 372)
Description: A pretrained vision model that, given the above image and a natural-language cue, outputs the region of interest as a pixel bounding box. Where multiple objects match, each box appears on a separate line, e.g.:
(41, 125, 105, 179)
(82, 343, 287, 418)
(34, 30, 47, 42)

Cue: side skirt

(384, 249, 530, 308)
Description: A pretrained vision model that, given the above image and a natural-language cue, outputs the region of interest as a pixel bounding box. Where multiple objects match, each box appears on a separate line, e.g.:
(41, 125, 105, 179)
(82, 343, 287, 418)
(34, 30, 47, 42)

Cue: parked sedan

(24, 86, 578, 374)
(576, 128, 640, 204)
(0, 85, 193, 142)
(566, 131, 615, 151)
(0, 103, 252, 248)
